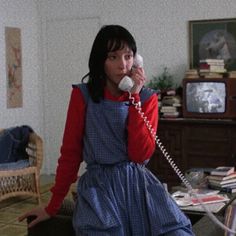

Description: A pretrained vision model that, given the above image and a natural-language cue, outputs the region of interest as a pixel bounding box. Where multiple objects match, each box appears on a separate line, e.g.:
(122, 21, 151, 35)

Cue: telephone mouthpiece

(118, 76, 134, 92)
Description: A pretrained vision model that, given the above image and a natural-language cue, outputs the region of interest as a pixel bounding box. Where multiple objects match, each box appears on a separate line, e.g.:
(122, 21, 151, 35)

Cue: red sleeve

(45, 87, 86, 216)
(127, 93, 158, 163)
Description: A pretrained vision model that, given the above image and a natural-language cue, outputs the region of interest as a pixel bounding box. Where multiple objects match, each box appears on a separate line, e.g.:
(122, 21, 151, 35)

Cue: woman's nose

(118, 57, 126, 69)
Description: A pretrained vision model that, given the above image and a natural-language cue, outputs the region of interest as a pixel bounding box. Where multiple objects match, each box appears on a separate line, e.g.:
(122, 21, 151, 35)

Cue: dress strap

(72, 83, 89, 104)
(140, 87, 157, 105)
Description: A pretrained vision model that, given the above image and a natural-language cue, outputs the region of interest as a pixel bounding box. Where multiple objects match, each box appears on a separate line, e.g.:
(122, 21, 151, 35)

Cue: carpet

(0, 183, 53, 236)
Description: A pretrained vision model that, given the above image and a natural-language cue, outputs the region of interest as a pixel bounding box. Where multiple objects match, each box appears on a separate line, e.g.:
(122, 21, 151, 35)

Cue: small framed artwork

(189, 18, 236, 71)
(5, 27, 22, 108)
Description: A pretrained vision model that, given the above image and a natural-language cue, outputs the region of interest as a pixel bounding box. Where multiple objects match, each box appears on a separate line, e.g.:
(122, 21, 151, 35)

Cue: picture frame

(5, 27, 23, 108)
(189, 18, 236, 71)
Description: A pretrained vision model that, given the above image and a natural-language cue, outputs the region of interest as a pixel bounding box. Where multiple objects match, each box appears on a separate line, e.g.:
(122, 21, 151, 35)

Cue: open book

(172, 190, 229, 212)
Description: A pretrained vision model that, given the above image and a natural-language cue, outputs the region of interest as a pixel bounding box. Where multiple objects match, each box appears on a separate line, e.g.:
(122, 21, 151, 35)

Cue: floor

(40, 174, 55, 186)
(0, 174, 55, 236)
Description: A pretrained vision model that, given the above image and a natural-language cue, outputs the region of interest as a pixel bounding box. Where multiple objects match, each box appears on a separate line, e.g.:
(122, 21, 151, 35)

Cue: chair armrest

(26, 132, 43, 171)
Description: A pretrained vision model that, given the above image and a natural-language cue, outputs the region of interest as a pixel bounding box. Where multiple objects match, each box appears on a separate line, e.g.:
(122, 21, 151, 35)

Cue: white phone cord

(129, 92, 236, 235)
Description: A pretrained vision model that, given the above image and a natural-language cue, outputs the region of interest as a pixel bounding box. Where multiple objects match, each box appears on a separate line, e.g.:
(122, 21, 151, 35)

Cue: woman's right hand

(18, 207, 51, 228)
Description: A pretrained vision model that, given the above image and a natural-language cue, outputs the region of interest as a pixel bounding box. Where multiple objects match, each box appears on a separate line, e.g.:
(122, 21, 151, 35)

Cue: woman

(19, 24, 194, 236)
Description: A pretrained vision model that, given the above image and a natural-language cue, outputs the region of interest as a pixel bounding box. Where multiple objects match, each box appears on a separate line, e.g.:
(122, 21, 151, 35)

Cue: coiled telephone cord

(129, 92, 236, 235)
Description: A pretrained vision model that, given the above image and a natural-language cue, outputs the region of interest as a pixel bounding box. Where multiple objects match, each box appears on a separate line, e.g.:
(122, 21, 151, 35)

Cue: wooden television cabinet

(147, 118, 236, 188)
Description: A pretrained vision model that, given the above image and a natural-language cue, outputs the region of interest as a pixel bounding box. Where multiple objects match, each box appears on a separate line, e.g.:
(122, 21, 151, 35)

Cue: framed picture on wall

(189, 18, 236, 71)
(5, 27, 23, 108)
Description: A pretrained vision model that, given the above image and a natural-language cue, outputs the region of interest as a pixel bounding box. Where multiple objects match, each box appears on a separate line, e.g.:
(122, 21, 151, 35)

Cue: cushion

(0, 125, 33, 163)
(0, 159, 29, 170)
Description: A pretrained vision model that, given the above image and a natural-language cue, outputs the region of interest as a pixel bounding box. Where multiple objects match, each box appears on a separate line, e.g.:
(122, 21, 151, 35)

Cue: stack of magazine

(160, 93, 182, 118)
(199, 59, 226, 78)
(207, 167, 236, 193)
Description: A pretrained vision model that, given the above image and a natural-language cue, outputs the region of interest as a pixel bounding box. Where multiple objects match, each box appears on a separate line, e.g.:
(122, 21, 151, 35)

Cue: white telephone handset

(119, 54, 236, 234)
(118, 54, 144, 92)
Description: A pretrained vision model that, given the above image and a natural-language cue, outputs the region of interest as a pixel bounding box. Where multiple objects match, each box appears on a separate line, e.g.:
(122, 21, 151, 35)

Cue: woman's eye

(125, 54, 133, 60)
(108, 55, 116, 60)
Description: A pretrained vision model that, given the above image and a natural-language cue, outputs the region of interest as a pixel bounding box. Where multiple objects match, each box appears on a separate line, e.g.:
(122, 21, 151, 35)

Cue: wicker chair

(0, 129, 43, 204)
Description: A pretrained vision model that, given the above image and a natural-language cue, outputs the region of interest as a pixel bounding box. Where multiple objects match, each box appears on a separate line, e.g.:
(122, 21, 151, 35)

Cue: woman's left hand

(130, 67, 146, 94)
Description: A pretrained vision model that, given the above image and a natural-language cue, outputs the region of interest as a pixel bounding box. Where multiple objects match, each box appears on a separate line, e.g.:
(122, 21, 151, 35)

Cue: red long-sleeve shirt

(45, 86, 158, 216)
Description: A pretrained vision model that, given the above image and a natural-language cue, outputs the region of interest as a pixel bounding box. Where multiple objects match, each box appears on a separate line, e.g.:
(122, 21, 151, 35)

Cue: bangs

(107, 39, 127, 52)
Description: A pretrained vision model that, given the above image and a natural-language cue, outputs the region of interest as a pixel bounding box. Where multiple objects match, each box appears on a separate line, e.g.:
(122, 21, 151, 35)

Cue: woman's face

(104, 45, 134, 92)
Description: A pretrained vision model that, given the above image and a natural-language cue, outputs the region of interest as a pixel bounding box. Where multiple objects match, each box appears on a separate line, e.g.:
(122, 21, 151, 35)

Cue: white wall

(38, 0, 236, 83)
(0, 0, 42, 134)
(1, 1, 235, 174)
(42, 17, 100, 174)
(37, 0, 236, 174)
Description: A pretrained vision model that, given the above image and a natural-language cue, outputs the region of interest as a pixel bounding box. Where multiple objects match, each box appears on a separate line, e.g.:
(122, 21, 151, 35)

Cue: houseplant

(147, 66, 176, 93)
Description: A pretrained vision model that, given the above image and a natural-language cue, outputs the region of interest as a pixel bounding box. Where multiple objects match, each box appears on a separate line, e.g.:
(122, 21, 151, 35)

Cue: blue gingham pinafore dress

(72, 84, 194, 236)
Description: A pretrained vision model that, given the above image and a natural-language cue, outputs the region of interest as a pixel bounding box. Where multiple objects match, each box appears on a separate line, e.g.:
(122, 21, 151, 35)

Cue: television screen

(186, 82, 226, 113)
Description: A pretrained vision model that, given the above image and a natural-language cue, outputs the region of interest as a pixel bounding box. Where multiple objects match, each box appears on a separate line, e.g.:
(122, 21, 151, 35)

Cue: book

(210, 185, 236, 194)
(210, 166, 235, 176)
(209, 182, 236, 188)
(199, 68, 227, 73)
(184, 75, 199, 79)
(160, 106, 178, 112)
(185, 69, 198, 75)
(204, 75, 224, 79)
(208, 177, 236, 184)
(166, 90, 176, 96)
(172, 103, 182, 107)
(162, 112, 180, 118)
(191, 194, 229, 206)
(200, 63, 225, 70)
(208, 177, 236, 186)
(199, 59, 224, 64)
(221, 188, 236, 194)
(184, 69, 199, 79)
(161, 95, 181, 106)
(171, 191, 228, 207)
(181, 201, 226, 213)
(207, 172, 236, 181)
(200, 73, 224, 78)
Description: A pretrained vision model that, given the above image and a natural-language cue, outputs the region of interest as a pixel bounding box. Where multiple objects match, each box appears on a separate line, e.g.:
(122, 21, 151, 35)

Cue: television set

(182, 78, 236, 119)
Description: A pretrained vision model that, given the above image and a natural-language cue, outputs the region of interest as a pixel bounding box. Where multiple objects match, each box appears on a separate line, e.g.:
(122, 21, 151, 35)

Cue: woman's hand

(130, 67, 146, 94)
(18, 207, 50, 228)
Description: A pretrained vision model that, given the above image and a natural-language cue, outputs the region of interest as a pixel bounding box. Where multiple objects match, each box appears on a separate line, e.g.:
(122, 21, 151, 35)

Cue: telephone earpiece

(133, 53, 143, 68)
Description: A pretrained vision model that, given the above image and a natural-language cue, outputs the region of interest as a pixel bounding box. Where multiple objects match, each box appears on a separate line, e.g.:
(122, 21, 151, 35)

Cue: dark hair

(82, 25, 137, 102)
